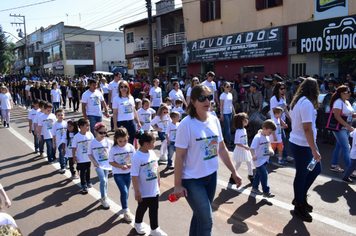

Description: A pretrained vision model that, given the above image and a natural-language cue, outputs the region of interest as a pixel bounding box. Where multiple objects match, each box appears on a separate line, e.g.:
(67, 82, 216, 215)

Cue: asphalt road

(0, 105, 355, 236)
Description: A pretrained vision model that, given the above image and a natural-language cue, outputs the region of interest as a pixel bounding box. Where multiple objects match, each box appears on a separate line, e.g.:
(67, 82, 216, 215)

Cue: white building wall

(95, 35, 125, 71)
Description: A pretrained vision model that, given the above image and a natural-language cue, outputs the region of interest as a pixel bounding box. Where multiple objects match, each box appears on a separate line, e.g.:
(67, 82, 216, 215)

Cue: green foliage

(0, 29, 16, 74)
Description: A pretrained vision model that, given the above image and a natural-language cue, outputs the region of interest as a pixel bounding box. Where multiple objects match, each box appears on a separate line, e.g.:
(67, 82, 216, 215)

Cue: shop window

(43, 47, 52, 64)
(200, 0, 221, 23)
(65, 43, 93, 60)
(242, 65, 265, 74)
(256, 0, 283, 10)
(126, 32, 134, 44)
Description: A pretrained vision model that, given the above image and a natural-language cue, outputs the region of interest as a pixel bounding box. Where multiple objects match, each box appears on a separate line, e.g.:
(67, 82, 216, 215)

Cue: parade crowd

(1, 70, 356, 235)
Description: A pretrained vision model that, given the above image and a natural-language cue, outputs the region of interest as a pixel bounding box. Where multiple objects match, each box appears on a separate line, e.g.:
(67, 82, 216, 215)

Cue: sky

(0, 0, 183, 42)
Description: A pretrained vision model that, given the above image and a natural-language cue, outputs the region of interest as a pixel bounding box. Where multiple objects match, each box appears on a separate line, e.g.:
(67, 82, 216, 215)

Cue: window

(126, 32, 134, 44)
(289, 40, 297, 48)
(36, 42, 40, 50)
(291, 63, 306, 78)
(200, 0, 221, 23)
(241, 65, 265, 74)
(256, 0, 283, 10)
(65, 43, 93, 60)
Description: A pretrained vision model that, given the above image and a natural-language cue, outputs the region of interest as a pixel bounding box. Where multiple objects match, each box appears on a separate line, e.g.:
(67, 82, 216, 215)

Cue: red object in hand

(168, 193, 179, 202)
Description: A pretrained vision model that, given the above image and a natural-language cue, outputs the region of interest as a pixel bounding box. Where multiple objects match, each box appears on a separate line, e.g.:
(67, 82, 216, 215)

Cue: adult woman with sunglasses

(270, 82, 294, 164)
(173, 84, 242, 236)
(113, 80, 141, 144)
(329, 85, 356, 176)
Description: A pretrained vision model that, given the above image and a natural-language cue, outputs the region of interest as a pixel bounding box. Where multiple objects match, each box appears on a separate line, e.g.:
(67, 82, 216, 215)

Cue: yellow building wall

(125, 24, 157, 55)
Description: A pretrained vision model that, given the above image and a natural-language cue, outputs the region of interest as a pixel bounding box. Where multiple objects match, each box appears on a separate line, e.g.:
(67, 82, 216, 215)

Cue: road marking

(7, 127, 151, 234)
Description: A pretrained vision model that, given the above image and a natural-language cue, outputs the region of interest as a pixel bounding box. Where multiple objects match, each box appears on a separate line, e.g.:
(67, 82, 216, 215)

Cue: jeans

(95, 167, 109, 198)
(77, 162, 91, 186)
(117, 120, 136, 144)
(113, 173, 131, 209)
(222, 113, 233, 143)
(61, 94, 67, 108)
(289, 141, 321, 203)
(135, 195, 159, 230)
(182, 171, 217, 236)
(167, 141, 175, 166)
(281, 129, 289, 158)
(57, 145, 67, 169)
(53, 102, 60, 113)
(332, 129, 351, 167)
(88, 115, 103, 137)
(32, 131, 39, 151)
(39, 135, 45, 153)
(252, 162, 270, 193)
(344, 159, 356, 179)
(44, 138, 55, 162)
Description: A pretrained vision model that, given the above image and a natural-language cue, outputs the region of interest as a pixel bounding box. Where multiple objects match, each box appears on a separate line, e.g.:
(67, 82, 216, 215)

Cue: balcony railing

(162, 32, 186, 47)
(134, 40, 157, 52)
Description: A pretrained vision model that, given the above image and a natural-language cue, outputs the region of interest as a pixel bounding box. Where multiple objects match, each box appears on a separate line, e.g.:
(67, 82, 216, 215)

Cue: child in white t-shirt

(251, 119, 276, 198)
(34, 100, 46, 157)
(88, 122, 112, 209)
(137, 98, 156, 131)
(62, 120, 79, 179)
(72, 118, 94, 193)
(51, 109, 67, 172)
(131, 131, 167, 236)
(151, 104, 171, 162)
(165, 111, 180, 170)
(28, 99, 40, 153)
(231, 113, 254, 184)
(109, 127, 136, 222)
(269, 107, 289, 165)
(37, 103, 56, 163)
(172, 99, 185, 119)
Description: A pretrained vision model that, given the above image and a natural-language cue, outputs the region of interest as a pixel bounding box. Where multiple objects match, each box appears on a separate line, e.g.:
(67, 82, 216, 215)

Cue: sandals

(330, 165, 345, 173)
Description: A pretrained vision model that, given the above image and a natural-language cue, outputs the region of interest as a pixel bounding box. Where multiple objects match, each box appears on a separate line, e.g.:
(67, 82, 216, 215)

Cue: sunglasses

(98, 131, 108, 135)
(343, 91, 351, 94)
(120, 86, 128, 89)
(280, 88, 285, 90)
(197, 94, 213, 102)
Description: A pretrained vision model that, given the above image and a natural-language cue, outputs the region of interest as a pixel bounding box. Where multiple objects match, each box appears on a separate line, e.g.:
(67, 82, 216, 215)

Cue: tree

(0, 25, 16, 74)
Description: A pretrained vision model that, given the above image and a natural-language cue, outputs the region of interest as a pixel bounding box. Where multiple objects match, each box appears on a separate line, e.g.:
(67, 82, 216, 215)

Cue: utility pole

(10, 14, 29, 73)
(146, 0, 154, 83)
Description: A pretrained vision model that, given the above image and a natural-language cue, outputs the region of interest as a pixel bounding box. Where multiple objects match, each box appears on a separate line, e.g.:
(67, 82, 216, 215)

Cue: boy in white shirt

(28, 99, 40, 153)
(165, 111, 180, 169)
(209, 101, 217, 117)
(38, 103, 57, 163)
(51, 109, 67, 173)
(251, 119, 276, 198)
(172, 99, 185, 119)
(269, 107, 288, 165)
(34, 100, 47, 157)
(72, 118, 94, 193)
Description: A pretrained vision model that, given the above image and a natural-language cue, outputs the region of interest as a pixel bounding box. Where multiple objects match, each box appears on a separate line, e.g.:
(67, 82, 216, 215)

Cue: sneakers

(351, 170, 356, 178)
(167, 165, 174, 170)
(87, 182, 93, 188)
(278, 159, 288, 165)
(150, 227, 167, 236)
(81, 186, 88, 193)
(330, 165, 344, 173)
(100, 197, 110, 209)
(284, 156, 294, 162)
(251, 188, 263, 195)
(263, 192, 275, 198)
(294, 203, 312, 222)
(342, 177, 355, 185)
(124, 212, 133, 222)
(7, 123, 9, 128)
(59, 169, 66, 174)
(134, 223, 146, 234)
(71, 175, 79, 179)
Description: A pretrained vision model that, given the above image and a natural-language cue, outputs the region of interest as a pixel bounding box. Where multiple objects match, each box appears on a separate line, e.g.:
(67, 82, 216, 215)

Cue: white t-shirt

(150, 115, 171, 133)
(290, 97, 317, 147)
(269, 116, 282, 143)
(0, 93, 12, 109)
(38, 113, 56, 140)
(149, 87, 162, 107)
(33, 111, 43, 126)
(67, 87, 72, 98)
(234, 128, 248, 145)
(175, 114, 223, 179)
(51, 89, 61, 102)
(25, 85, 31, 95)
(28, 108, 40, 131)
(270, 96, 287, 121)
(201, 80, 217, 100)
(72, 132, 94, 163)
(112, 96, 135, 121)
(88, 138, 112, 170)
(61, 132, 74, 158)
(220, 92, 233, 114)
(101, 83, 109, 94)
(0, 212, 17, 227)
(108, 80, 119, 103)
(169, 89, 184, 105)
(51, 121, 67, 147)
(172, 107, 185, 118)
(108, 144, 135, 174)
(186, 87, 192, 98)
(131, 150, 160, 198)
(165, 122, 179, 142)
(251, 132, 271, 167)
(333, 98, 354, 126)
(81, 89, 104, 117)
(137, 108, 156, 131)
(349, 131, 356, 160)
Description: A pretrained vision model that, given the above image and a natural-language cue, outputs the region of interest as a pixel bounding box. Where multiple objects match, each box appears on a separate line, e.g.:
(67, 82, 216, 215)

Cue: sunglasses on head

(197, 94, 213, 102)
(98, 131, 108, 135)
(120, 85, 128, 89)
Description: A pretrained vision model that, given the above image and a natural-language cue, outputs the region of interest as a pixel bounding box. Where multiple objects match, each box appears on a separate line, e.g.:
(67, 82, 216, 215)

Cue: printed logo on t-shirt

(155, 91, 161, 98)
(261, 142, 270, 156)
(45, 119, 54, 130)
(80, 140, 90, 154)
(114, 151, 133, 165)
(240, 135, 247, 145)
(141, 114, 151, 123)
(90, 96, 100, 106)
(277, 124, 281, 135)
(171, 129, 177, 141)
(57, 128, 66, 139)
(197, 135, 218, 161)
(93, 147, 109, 162)
(68, 137, 73, 149)
(142, 160, 158, 181)
(161, 120, 169, 132)
(121, 101, 133, 114)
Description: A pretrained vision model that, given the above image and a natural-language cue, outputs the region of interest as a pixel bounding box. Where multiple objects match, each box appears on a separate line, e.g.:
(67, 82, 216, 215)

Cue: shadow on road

(276, 211, 310, 236)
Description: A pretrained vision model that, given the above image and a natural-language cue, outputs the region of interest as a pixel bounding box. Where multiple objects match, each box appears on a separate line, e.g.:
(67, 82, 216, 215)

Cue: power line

(0, 0, 56, 13)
